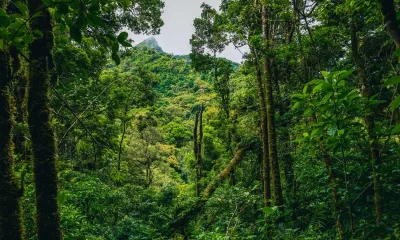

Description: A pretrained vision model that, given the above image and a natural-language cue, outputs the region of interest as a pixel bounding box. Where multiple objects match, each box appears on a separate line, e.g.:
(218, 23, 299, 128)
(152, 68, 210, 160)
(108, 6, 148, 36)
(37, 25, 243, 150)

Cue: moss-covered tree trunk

(251, 47, 271, 208)
(379, 0, 400, 48)
(10, 46, 28, 160)
(27, 0, 62, 238)
(262, 4, 283, 207)
(0, 17, 24, 240)
(350, 20, 383, 225)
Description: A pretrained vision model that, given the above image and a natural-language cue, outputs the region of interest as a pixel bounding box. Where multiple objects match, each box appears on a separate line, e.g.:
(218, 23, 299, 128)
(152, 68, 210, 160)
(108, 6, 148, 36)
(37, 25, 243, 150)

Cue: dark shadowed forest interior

(1, 0, 400, 239)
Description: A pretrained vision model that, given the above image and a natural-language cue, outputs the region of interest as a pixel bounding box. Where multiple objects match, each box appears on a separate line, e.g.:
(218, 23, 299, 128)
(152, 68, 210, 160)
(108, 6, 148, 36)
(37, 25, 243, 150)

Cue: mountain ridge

(135, 36, 164, 53)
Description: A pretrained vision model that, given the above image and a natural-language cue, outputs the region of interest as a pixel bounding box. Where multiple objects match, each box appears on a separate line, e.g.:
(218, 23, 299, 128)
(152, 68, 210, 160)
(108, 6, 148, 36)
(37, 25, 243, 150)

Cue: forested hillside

(1, 0, 400, 239)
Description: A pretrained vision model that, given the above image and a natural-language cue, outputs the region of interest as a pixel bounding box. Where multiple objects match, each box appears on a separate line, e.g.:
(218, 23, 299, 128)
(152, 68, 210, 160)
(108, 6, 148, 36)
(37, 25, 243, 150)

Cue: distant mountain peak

(136, 36, 163, 52)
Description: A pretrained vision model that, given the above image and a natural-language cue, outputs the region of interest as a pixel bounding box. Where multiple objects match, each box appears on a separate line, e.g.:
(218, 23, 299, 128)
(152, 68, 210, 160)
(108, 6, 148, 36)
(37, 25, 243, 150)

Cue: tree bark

(197, 106, 203, 189)
(28, 0, 62, 238)
(10, 46, 28, 160)
(350, 20, 383, 225)
(251, 47, 271, 208)
(118, 104, 129, 172)
(0, 14, 24, 239)
(321, 143, 343, 239)
(262, 4, 284, 207)
(194, 111, 200, 196)
(311, 113, 343, 239)
(379, 0, 400, 48)
(118, 121, 127, 171)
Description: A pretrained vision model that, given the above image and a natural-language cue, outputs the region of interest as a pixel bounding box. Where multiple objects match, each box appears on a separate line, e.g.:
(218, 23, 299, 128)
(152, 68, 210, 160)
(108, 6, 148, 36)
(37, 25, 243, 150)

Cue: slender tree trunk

(197, 106, 203, 186)
(321, 143, 343, 239)
(251, 47, 271, 208)
(194, 111, 200, 196)
(379, 0, 400, 48)
(262, 4, 283, 207)
(0, 12, 24, 238)
(118, 120, 127, 171)
(350, 20, 383, 225)
(28, 0, 62, 238)
(311, 113, 343, 238)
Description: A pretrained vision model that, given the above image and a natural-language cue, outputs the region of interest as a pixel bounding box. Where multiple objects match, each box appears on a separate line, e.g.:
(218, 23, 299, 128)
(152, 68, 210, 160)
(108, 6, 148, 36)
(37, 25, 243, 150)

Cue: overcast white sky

(127, 0, 247, 63)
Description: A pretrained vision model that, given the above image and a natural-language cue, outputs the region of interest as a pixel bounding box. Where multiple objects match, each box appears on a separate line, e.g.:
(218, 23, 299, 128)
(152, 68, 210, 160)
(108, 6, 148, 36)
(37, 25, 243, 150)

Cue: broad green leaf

(337, 79, 346, 86)
(261, 207, 276, 214)
(291, 102, 300, 110)
(369, 99, 386, 105)
(338, 129, 345, 136)
(120, 40, 132, 48)
(321, 71, 329, 78)
(338, 69, 354, 81)
(307, 79, 325, 85)
(33, 30, 43, 38)
(303, 84, 309, 94)
(303, 107, 313, 116)
(16, 2, 29, 16)
(312, 82, 332, 93)
(323, 91, 333, 102)
(312, 83, 324, 93)
(112, 52, 120, 65)
(328, 126, 337, 136)
(311, 128, 321, 137)
(112, 41, 119, 52)
(117, 32, 129, 42)
(395, 48, 400, 57)
(0, 8, 6, 16)
(392, 124, 400, 134)
(384, 76, 400, 87)
(291, 93, 304, 99)
(23, 34, 34, 44)
(390, 95, 400, 110)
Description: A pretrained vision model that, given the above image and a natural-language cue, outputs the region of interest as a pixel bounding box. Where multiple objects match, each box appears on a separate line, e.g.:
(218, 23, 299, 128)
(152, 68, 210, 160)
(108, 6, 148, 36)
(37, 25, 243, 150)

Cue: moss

(27, 0, 62, 239)
(0, 48, 24, 239)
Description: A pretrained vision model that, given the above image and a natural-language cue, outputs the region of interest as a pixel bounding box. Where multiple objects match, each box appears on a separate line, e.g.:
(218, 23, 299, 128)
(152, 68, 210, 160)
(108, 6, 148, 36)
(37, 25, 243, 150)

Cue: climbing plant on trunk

(27, 0, 62, 238)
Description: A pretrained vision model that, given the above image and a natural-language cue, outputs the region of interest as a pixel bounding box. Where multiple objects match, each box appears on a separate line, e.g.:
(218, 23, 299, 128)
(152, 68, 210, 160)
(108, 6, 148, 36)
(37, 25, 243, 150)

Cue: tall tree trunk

(118, 104, 129, 172)
(194, 111, 200, 197)
(251, 47, 271, 208)
(350, 20, 383, 225)
(321, 143, 343, 239)
(379, 0, 400, 48)
(0, 10, 24, 238)
(118, 121, 126, 171)
(197, 106, 203, 187)
(311, 112, 343, 238)
(28, 0, 62, 239)
(262, 4, 284, 207)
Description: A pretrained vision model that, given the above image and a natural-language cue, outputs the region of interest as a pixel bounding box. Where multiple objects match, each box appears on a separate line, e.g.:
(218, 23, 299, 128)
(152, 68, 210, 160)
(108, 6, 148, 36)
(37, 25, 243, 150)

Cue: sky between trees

(128, 0, 248, 62)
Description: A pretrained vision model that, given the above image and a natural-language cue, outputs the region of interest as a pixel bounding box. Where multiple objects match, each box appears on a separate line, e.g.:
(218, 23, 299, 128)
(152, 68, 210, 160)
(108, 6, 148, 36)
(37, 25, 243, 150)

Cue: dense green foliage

(2, 0, 400, 239)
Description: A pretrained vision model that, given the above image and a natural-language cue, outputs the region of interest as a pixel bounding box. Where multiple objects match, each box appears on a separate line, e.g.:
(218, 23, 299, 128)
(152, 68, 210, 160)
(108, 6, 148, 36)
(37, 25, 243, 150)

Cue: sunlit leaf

(384, 76, 400, 87)
(390, 95, 400, 110)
